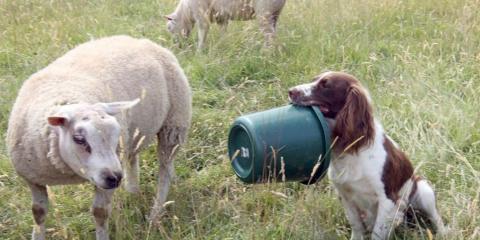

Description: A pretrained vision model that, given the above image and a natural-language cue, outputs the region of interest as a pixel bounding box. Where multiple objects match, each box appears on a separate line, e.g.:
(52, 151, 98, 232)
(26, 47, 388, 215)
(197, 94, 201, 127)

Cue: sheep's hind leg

(28, 182, 48, 240)
(257, 9, 282, 47)
(124, 154, 140, 193)
(149, 126, 185, 223)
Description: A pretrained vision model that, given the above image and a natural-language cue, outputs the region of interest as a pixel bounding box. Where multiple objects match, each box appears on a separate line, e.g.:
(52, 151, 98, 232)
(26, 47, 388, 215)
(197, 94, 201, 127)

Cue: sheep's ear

(48, 116, 69, 127)
(165, 15, 174, 21)
(97, 98, 140, 116)
(48, 106, 74, 127)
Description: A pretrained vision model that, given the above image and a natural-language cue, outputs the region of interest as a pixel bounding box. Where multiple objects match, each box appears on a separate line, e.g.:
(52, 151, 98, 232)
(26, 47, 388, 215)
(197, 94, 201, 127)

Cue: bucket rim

(300, 106, 332, 185)
(228, 123, 256, 181)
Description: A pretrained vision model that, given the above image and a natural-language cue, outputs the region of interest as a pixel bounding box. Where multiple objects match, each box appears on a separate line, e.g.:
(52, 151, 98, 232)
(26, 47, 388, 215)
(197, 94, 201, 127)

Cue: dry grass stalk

(134, 135, 146, 153)
(270, 146, 277, 182)
(280, 157, 286, 182)
(271, 191, 288, 199)
(230, 149, 240, 162)
(307, 154, 323, 185)
(162, 200, 175, 208)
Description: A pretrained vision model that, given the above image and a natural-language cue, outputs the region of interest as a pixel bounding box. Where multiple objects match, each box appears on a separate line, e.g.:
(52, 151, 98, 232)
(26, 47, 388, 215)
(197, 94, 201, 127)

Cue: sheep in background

(6, 35, 192, 240)
(165, 0, 286, 49)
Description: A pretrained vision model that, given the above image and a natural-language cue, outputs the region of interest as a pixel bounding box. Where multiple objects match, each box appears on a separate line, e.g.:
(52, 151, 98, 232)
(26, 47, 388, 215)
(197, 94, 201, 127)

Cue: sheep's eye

(73, 135, 91, 153)
(73, 135, 86, 145)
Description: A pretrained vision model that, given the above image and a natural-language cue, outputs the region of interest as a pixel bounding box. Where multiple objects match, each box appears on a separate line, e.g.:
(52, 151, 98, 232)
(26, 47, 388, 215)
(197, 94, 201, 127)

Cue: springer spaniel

(289, 71, 446, 239)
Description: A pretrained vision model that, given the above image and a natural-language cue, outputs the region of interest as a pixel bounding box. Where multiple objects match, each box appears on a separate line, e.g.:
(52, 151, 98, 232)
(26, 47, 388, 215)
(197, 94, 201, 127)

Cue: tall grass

(1, 0, 479, 239)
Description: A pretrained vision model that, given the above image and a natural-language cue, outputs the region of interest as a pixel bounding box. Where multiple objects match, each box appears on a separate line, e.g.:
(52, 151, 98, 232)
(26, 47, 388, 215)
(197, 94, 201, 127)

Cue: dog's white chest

(328, 153, 372, 183)
(329, 156, 379, 203)
(328, 149, 387, 229)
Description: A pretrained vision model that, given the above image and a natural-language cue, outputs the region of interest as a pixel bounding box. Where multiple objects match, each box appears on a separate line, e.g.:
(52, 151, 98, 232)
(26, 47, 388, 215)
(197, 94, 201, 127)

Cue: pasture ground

(0, 0, 479, 239)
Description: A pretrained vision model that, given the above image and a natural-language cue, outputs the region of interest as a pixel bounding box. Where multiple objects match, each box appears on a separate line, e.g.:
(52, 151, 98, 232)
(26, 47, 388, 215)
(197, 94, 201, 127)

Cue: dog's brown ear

(333, 84, 374, 154)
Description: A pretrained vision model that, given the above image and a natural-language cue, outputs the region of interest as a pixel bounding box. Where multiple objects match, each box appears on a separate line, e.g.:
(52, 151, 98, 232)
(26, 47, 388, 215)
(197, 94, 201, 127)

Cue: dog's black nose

(103, 171, 123, 189)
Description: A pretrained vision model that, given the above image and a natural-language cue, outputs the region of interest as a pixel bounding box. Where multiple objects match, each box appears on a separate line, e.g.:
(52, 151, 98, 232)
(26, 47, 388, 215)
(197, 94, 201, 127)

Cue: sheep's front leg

(28, 183, 48, 240)
(196, 20, 209, 50)
(372, 199, 396, 240)
(92, 187, 114, 240)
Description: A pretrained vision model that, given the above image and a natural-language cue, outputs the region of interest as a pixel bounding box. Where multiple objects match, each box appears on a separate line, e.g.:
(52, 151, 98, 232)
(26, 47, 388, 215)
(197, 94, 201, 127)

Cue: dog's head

(289, 71, 375, 153)
(48, 99, 139, 189)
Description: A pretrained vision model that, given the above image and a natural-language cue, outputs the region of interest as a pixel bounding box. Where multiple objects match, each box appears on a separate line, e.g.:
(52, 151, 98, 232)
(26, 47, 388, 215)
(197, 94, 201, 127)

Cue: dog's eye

(320, 79, 330, 88)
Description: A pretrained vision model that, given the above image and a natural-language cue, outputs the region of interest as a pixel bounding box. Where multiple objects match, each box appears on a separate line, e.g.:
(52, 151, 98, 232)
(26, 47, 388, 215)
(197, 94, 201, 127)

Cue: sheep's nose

(103, 171, 123, 189)
(288, 88, 300, 100)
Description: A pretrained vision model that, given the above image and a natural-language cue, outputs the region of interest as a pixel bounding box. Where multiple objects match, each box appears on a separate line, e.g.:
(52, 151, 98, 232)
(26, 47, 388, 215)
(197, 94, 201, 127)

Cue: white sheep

(6, 35, 192, 240)
(165, 0, 287, 49)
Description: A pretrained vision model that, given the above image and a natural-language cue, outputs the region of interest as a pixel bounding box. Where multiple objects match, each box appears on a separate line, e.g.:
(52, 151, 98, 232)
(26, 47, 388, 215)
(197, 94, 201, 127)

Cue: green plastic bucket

(228, 105, 331, 185)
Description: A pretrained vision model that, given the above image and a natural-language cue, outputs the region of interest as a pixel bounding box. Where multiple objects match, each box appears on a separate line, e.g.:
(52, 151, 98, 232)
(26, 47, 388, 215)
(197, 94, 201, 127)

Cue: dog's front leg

(372, 199, 396, 240)
(92, 187, 114, 240)
(339, 195, 366, 240)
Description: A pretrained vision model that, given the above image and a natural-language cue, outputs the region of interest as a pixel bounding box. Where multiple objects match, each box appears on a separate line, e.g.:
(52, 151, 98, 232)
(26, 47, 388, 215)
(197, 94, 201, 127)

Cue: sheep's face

(165, 14, 192, 38)
(48, 99, 139, 189)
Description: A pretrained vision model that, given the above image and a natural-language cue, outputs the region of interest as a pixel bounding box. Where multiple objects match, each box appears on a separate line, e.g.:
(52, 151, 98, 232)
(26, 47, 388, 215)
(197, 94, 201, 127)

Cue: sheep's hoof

(147, 207, 166, 227)
(32, 226, 46, 240)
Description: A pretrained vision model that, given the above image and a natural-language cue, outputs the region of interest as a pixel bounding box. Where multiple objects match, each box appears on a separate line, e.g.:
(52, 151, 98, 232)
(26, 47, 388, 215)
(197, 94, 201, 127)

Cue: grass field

(1, 0, 479, 239)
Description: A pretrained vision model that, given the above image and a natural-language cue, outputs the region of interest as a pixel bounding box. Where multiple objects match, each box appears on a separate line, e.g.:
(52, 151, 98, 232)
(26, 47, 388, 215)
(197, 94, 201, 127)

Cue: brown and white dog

(289, 71, 446, 239)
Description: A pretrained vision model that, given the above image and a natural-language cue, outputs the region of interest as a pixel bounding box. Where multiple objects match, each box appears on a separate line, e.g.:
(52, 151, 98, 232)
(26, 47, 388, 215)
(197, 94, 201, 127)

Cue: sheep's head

(165, 14, 192, 38)
(48, 99, 139, 189)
